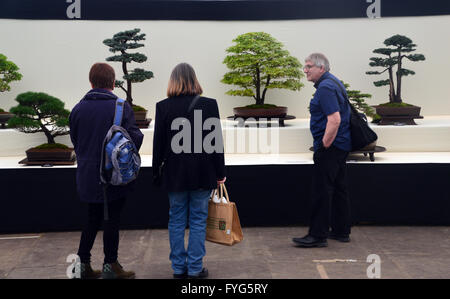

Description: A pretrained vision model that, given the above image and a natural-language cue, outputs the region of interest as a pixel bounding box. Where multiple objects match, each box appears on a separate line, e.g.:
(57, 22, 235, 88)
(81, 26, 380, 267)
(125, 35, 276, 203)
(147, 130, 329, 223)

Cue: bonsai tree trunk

(261, 75, 271, 104)
(395, 51, 403, 103)
(40, 123, 56, 144)
(388, 66, 396, 103)
(255, 67, 262, 105)
(121, 54, 133, 105)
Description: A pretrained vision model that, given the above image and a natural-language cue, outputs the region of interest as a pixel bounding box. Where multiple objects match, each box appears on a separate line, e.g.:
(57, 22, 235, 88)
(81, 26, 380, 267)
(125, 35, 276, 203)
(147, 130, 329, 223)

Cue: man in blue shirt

(293, 53, 352, 247)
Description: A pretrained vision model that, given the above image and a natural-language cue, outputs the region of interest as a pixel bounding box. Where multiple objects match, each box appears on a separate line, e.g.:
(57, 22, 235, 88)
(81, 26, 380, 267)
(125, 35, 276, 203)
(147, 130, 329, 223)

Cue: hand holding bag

(206, 183, 243, 246)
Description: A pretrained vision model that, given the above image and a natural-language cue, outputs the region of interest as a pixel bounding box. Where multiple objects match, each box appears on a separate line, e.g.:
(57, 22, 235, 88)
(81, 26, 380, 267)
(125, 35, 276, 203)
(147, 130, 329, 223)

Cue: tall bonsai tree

(366, 34, 425, 104)
(222, 32, 304, 106)
(103, 28, 154, 107)
(0, 54, 22, 93)
(8, 92, 70, 145)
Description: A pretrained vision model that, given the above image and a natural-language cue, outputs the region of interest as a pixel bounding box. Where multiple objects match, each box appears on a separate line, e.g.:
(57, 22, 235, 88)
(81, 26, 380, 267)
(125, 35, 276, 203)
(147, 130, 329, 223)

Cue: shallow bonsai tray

(227, 115, 296, 127)
(378, 115, 424, 126)
(136, 118, 152, 128)
(19, 157, 76, 166)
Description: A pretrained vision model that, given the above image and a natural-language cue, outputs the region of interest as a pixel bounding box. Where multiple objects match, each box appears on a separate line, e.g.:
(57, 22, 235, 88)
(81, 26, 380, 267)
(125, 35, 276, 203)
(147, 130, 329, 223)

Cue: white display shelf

(1, 116, 450, 157)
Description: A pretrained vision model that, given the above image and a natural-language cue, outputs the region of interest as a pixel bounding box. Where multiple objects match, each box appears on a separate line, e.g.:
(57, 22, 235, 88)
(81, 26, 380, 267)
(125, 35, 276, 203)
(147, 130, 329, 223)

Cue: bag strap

(187, 95, 201, 116)
(113, 98, 126, 126)
(160, 95, 202, 162)
(325, 78, 362, 116)
(219, 183, 230, 204)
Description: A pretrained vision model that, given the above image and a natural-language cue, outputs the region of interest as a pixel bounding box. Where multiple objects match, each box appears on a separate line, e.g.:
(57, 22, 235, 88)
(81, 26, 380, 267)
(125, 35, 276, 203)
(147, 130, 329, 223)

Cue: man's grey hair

(305, 53, 330, 72)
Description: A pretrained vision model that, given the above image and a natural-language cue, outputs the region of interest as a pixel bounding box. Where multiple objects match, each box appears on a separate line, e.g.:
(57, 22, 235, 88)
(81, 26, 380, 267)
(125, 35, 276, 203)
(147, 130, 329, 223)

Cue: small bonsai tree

(344, 82, 380, 123)
(8, 92, 70, 147)
(366, 34, 425, 106)
(0, 54, 22, 93)
(103, 28, 154, 108)
(222, 32, 304, 107)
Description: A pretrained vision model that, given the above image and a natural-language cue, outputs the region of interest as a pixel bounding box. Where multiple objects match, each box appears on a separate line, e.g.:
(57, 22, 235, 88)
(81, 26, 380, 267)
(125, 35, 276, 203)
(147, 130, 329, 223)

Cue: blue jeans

(168, 189, 211, 276)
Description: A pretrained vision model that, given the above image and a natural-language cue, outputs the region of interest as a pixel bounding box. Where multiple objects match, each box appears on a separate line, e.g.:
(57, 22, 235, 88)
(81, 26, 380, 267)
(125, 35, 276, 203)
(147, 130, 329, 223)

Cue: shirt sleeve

(152, 102, 167, 179)
(316, 84, 340, 116)
(69, 107, 78, 149)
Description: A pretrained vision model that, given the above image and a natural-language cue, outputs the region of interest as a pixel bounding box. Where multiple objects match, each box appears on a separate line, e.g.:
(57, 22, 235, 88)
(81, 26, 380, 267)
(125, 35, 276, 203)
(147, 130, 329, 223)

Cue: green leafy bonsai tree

(222, 32, 304, 108)
(0, 54, 22, 93)
(1, 54, 23, 113)
(103, 28, 154, 109)
(366, 34, 425, 106)
(8, 92, 70, 148)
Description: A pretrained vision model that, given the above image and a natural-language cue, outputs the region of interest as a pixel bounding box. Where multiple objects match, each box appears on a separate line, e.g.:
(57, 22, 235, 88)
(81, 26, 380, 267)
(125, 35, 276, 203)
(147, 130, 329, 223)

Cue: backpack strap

(113, 98, 126, 126)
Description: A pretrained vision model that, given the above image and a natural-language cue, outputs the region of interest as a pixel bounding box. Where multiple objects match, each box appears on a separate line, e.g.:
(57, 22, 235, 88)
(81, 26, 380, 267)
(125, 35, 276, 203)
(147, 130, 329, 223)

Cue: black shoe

(292, 235, 328, 248)
(173, 272, 188, 279)
(188, 268, 209, 279)
(329, 232, 350, 243)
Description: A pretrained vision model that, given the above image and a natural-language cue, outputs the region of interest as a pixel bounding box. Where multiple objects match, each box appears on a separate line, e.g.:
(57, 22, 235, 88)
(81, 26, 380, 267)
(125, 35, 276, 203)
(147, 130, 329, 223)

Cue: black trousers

(77, 197, 126, 264)
(309, 146, 351, 239)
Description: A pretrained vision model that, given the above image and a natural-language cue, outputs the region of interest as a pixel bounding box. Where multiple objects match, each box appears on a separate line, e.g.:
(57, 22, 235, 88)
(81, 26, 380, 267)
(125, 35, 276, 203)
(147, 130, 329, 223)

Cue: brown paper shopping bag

(206, 183, 243, 246)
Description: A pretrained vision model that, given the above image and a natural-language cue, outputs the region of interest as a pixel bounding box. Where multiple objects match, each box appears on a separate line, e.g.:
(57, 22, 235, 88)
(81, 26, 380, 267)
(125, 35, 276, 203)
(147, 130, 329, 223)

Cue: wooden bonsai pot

(374, 105, 422, 125)
(134, 110, 148, 121)
(233, 106, 287, 118)
(26, 147, 75, 162)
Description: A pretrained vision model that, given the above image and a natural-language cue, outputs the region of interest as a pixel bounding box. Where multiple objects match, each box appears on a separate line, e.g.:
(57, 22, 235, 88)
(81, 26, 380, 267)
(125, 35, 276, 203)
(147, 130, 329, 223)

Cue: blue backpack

(100, 98, 141, 185)
(100, 99, 141, 219)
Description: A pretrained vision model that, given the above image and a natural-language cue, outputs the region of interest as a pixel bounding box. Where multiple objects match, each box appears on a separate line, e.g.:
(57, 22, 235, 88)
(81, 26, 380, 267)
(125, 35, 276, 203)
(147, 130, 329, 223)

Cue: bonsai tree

(103, 28, 154, 108)
(344, 82, 380, 123)
(366, 34, 425, 105)
(222, 32, 304, 107)
(8, 92, 70, 147)
(0, 54, 22, 93)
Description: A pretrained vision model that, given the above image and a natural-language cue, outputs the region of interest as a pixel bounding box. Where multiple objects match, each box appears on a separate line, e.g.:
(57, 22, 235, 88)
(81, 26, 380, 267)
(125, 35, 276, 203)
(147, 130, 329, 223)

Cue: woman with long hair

(152, 63, 226, 279)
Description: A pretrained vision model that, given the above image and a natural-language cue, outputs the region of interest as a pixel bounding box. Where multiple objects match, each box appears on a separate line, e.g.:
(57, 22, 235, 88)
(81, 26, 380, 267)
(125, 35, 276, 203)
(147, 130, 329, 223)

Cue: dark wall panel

(1, 0, 449, 21)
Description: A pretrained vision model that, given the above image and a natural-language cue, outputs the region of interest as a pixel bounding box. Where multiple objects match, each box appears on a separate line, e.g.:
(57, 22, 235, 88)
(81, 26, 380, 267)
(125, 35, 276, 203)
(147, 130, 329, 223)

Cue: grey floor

(1, 226, 449, 279)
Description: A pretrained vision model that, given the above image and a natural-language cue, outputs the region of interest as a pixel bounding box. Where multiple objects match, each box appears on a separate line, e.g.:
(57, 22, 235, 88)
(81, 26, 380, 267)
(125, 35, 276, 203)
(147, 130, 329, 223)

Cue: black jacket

(152, 95, 225, 192)
(69, 89, 144, 203)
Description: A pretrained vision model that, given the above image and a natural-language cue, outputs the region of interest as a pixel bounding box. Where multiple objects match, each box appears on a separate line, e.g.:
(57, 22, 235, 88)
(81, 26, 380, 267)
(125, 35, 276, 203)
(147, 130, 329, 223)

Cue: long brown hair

(167, 63, 203, 97)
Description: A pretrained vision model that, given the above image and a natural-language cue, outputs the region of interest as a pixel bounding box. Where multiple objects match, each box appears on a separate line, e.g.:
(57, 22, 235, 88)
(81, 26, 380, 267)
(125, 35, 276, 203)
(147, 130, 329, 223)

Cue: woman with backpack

(70, 63, 144, 279)
(152, 63, 226, 279)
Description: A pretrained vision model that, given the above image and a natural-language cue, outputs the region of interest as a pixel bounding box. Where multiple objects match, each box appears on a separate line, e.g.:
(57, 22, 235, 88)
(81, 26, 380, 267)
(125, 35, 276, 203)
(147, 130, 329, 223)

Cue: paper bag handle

(219, 183, 230, 204)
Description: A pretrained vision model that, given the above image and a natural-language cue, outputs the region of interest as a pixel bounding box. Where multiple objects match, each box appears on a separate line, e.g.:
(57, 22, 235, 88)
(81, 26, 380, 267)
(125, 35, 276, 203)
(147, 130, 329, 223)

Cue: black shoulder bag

(327, 78, 378, 151)
(154, 95, 201, 186)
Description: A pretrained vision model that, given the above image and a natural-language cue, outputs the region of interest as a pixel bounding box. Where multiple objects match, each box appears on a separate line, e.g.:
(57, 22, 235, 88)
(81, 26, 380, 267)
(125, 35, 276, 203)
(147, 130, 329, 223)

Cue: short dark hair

(167, 63, 203, 97)
(89, 63, 115, 89)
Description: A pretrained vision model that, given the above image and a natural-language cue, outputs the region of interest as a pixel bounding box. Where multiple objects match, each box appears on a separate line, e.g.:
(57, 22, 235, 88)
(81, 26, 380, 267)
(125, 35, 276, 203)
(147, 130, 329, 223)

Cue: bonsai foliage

(344, 82, 380, 123)
(8, 92, 70, 144)
(103, 28, 154, 107)
(0, 54, 22, 93)
(366, 34, 425, 104)
(222, 32, 304, 106)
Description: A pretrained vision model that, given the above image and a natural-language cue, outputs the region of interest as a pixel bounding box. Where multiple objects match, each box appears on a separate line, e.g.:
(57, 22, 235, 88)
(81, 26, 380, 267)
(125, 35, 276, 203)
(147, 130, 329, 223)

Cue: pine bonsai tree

(366, 34, 425, 105)
(8, 92, 70, 146)
(222, 32, 304, 107)
(103, 28, 154, 107)
(344, 82, 380, 123)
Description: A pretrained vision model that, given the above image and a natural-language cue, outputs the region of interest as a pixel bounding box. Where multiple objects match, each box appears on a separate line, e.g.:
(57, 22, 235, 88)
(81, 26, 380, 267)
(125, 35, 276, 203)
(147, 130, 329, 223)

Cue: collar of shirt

(313, 71, 331, 89)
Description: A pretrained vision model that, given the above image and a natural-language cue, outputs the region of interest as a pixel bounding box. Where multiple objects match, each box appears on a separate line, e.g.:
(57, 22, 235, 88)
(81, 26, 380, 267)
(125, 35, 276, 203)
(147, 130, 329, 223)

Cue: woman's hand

(217, 177, 226, 185)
